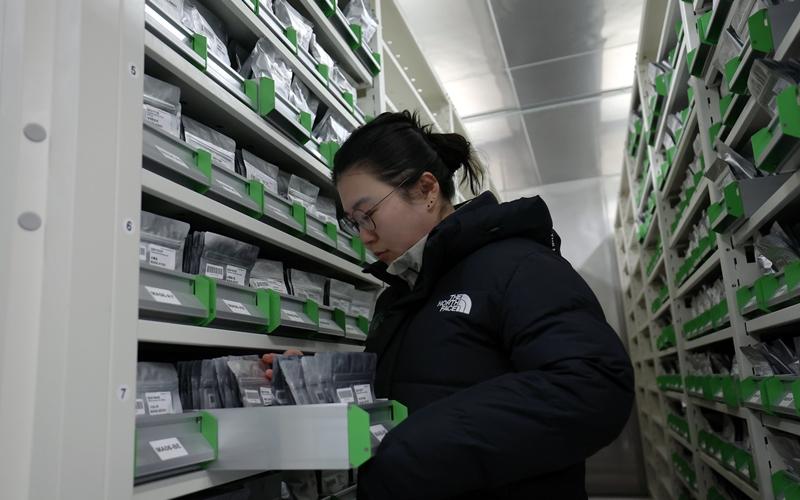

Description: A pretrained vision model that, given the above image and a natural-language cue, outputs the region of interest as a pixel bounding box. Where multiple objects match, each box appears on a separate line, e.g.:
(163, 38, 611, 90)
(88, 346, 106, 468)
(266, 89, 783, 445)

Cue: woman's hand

(261, 350, 303, 381)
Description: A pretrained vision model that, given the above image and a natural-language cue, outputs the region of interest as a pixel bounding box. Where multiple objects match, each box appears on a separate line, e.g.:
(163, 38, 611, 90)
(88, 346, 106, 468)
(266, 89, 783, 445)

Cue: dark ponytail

(332, 110, 484, 201)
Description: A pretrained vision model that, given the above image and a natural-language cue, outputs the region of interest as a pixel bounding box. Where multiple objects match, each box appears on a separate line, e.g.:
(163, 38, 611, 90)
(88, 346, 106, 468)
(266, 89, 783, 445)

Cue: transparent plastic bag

(330, 66, 356, 98)
(240, 149, 280, 195)
(140, 211, 190, 271)
(331, 352, 377, 404)
(313, 195, 338, 225)
(289, 78, 319, 124)
(182, 116, 237, 172)
(287, 269, 326, 303)
(249, 259, 288, 294)
(200, 359, 222, 409)
(313, 110, 351, 144)
(136, 362, 183, 416)
(755, 222, 800, 273)
(344, 0, 378, 45)
(310, 33, 334, 69)
(258, 0, 274, 14)
(214, 356, 240, 408)
(280, 356, 313, 405)
(326, 279, 355, 311)
(197, 232, 260, 286)
(151, 0, 184, 22)
(143, 74, 182, 138)
(350, 289, 378, 319)
(771, 433, 800, 474)
(730, 0, 758, 40)
(240, 38, 294, 100)
(181, 0, 231, 67)
(287, 175, 320, 210)
(319, 470, 350, 496)
(226, 359, 274, 406)
(301, 354, 335, 404)
(273, 0, 314, 52)
(741, 346, 775, 376)
(272, 355, 299, 405)
(715, 28, 744, 74)
(748, 59, 800, 115)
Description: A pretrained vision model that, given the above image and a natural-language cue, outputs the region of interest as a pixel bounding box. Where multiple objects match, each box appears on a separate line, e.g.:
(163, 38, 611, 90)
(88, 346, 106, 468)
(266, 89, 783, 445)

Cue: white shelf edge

(141, 170, 382, 287)
(746, 302, 800, 334)
(698, 452, 759, 500)
(382, 41, 441, 130)
(733, 170, 800, 246)
(138, 320, 366, 352)
(667, 428, 692, 452)
(143, 31, 332, 187)
(763, 413, 800, 437)
(657, 346, 678, 357)
(654, 41, 688, 153)
(688, 395, 743, 418)
(676, 249, 721, 299)
(294, 0, 374, 85)
(133, 469, 264, 500)
(668, 178, 710, 249)
(684, 326, 733, 351)
(660, 106, 698, 199)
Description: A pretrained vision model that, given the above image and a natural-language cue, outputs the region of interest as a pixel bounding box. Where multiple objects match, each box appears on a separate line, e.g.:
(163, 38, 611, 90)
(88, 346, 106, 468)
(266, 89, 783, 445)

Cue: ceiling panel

(510, 51, 602, 109)
(490, 0, 643, 68)
(465, 113, 539, 192)
(522, 92, 630, 185)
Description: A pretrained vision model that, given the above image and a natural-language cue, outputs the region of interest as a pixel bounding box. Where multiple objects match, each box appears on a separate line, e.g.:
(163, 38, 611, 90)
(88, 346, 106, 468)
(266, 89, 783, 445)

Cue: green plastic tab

(324, 222, 338, 242)
(292, 203, 307, 233)
(785, 261, 800, 291)
(749, 9, 774, 54)
(194, 148, 213, 192)
(304, 299, 320, 325)
(724, 56, 743, 93)
(356, 315, 370, 334)
(316, 63, 330, 84)
(255, 289, 274, 333)
(342, 92, 355, 111)
(191, 34, 209, 70)
(350, 236, 366, 263)
(284, 27, 299, 52)
(752, 126, 773, 166)
(199, 411, 219, 463)
(299, 111, 313, 134)
(243, 79, 259, 110)
(246, 179, 265, 219)
(257, 77, 276, 116)
(349, 24, 363, 49)
(778, 85, 800, 137)
(697, 11, 714, 43)
(754, 274, 780, 311)
(333, 308, 348, 331)
(763, 377, 787, 413)
(315, 0, 336, 17)
(371, 52, 382, 74)
(347, 404, 371, 468)
(687, 48, 697, 73)
(193, 275, 217, 326)
(709, 123, 722, 144)
(391, 401, 408, 424)
(319, 141, 340, 169)
(264, 290, 282, 332)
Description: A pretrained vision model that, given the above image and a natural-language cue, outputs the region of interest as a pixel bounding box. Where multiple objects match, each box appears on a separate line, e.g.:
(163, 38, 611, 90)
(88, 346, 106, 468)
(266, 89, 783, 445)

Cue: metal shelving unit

(617, 1, 800, 499)
(2, 1, 485, 499)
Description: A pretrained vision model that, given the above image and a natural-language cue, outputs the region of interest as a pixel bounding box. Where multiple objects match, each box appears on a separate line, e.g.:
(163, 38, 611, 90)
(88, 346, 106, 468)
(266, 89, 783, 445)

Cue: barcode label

(216, 179, 243, 198)
(146, 286, 182, 306)
(139, 244, 147, 261)
(260, 387, 274, 406)
(225, 265, 247, 285)
(149, 437, 188, 461)
(205, 263, 225, 280)
(136, 399, 145, 415)
(223, 299, 251, 316)
(145, 391, 173, 416)
(155, 144, 189, 169)
(144, 105, 180, 137)
(244, 389, 261, 405)
(369, 424, 388, 442)
(354, 384, 373, 404)
(336, 387, 355, 404)
(148, 243, 176, 270)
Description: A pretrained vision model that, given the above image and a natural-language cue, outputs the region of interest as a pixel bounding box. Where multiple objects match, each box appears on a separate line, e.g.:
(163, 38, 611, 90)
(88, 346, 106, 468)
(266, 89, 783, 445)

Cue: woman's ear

(417, 171, 440, 197)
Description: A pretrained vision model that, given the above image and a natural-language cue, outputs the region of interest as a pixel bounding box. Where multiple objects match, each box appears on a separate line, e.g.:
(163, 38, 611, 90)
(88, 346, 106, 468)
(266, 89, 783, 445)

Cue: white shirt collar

(385, 235, 428, 289)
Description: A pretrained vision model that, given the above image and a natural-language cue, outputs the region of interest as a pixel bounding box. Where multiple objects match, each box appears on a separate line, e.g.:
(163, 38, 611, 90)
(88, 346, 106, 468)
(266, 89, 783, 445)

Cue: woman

(266, 111, 633, 499)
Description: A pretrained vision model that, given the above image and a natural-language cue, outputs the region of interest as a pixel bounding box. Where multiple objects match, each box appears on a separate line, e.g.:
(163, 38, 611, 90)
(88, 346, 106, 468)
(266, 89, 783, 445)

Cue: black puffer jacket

(356, 192, 634, 500)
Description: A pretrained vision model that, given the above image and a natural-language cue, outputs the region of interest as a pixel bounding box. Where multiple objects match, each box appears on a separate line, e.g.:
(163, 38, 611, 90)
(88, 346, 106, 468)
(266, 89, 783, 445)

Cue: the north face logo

(437, 294, 472, 314)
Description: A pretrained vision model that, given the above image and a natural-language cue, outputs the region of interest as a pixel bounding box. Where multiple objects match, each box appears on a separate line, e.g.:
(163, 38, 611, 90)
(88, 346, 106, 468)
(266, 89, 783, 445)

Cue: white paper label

(148, 243, 176, 270)
(780, 392, 795, 408)
(715, 389, 724, 398)
(135, 398, 145, 415)
(205, 263, 225, 280)
(369, 424, 388, 442)
(776, 284, 789, 298)
(260, 387, 274, 406)
(225, 265, 247, 285)
(244, 389, 261, 405)
(336, 387, 356, 404)
(146, 286, 182, 306)
(149, 437, 189, 461)
(740, 465, 750, 476)
(247, 167, 279, 194)
(139, 243, 147, 262)
(185, 133, 235, 172)
(728, 458, 736, 468)
(145, 391, 173, 416)
(216, 179, 243, 198)
(155, 144, 189, 169)
(749, 392, 762, 404)
(143, 104, 180, 137)
(354, 384, 374, 404)
(715, 451, 723, 460)
(223, 299, 251, 316)
(254, 278, 287, 294)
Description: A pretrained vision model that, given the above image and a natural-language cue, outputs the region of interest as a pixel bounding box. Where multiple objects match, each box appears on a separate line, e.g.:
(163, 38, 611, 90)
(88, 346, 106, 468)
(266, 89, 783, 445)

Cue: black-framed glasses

(339, 176, 413, 237)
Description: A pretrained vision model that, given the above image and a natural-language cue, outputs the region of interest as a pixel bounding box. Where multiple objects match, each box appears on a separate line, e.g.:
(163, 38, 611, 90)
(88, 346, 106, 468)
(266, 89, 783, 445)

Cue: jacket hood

(364, 192, 560, 287)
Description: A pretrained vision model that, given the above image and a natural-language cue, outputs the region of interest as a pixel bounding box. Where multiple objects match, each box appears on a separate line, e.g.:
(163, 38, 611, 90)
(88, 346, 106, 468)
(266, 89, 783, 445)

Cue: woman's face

(337, 169, 439, 264)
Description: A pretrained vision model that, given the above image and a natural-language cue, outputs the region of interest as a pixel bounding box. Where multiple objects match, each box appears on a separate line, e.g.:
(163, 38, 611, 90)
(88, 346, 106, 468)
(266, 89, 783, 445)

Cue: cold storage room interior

(5, 0, 800, 499)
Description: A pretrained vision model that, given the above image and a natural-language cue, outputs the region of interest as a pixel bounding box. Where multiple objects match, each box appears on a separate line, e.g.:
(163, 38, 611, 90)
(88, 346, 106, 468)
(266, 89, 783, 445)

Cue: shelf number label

(260, 387, 274, 406)
(216, 179, 243, 198)
(150, 437, 188, 461)
(155, 145, 189, 169)
(145, 391, 173, 416)
(146, 286, 182, 306)
(223, 299, 251, 316)
(370, 424, 388, 442)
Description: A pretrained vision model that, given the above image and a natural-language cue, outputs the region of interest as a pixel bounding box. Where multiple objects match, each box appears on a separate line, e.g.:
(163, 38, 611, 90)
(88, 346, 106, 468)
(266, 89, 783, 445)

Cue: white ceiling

(394, 0, 644, 199)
